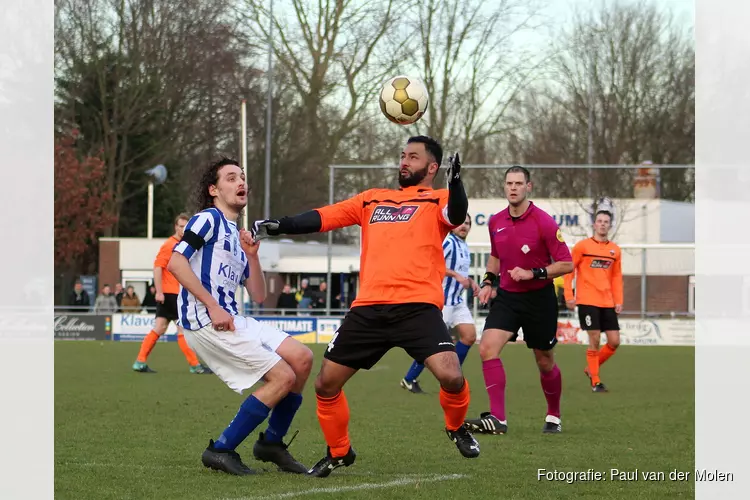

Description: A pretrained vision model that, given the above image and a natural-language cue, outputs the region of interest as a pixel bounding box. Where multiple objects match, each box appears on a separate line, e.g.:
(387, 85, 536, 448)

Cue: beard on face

(398, 163, 430, 188)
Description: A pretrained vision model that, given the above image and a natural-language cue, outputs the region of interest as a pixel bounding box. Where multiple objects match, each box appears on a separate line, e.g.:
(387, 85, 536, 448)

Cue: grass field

(55, 341, 694, 500)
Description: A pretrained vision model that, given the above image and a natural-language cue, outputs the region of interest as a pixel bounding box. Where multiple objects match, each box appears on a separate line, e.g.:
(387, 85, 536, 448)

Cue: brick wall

(623, 275, 689, 314)
(98, 240, 121, 292)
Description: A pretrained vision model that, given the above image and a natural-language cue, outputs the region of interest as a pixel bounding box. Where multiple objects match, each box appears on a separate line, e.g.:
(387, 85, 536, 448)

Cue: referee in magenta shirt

(464, 166, 573, 435)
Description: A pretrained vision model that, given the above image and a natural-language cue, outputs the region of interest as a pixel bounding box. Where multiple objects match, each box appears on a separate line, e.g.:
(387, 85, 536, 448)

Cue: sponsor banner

(111, 313, 178, 342)
(254, 317, 343, 344)
(108, 314, 343, 344)
(255, 316, 319, 344)
(317, 318, 342, 344)
(475, 317, 695, 346)
(54, 314, 111, 341)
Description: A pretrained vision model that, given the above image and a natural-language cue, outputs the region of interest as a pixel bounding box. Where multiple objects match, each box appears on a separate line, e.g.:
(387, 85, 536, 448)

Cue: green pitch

(55, 341, 694, 500)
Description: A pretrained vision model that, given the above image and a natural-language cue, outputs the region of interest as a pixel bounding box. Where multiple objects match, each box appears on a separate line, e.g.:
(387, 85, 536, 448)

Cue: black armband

(276, 210, 322, 235)
(447, 177, 468, 226)
(532, 267, 548, 280)
(181, 230, 205, 250)
(481, 272, 498, 287)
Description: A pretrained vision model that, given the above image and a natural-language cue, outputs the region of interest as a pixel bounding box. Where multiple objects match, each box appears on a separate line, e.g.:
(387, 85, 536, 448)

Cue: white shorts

(442, 302, 474, 328)
(183, 316, 289, 395)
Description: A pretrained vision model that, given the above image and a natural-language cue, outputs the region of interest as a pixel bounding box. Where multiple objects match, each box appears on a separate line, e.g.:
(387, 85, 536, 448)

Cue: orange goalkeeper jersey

(315, 185, 459, 309)
(563, 237, 623, 308)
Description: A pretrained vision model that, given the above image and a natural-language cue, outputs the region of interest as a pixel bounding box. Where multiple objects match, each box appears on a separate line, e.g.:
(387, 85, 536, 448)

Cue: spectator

(276, 284, 298, 311)
(296, 279, 313, 310)
(93, 284, 119, 314)
(141, 284, 157, 312)
(120, 285, 141, 313)
(312, 282, 328, 314)
(114, 283, 125, 311)
(69, 280, 91, 312)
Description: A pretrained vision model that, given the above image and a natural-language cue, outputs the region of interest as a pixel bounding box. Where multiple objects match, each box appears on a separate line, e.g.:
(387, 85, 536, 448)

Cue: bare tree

(55, 0, 250, 235)
(239, 0, 403, 217)
(408, 0, 546, 153)
(506, 0, 694, 202)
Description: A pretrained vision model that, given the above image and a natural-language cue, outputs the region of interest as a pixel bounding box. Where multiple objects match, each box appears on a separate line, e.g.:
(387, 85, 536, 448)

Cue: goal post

(325, 163, 695, 316)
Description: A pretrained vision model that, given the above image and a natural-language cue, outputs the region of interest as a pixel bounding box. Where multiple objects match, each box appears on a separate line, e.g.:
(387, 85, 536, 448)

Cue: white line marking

(221, 473, 468, 500)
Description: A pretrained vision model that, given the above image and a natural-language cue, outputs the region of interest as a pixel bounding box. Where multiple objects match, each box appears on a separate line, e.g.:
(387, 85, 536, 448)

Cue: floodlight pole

(241, 99, 248, 230)
(240, 100, 249, 314)
(147, 180, 154, 239)
(325, 165, 334, 315)
(264, 0, 274, 219)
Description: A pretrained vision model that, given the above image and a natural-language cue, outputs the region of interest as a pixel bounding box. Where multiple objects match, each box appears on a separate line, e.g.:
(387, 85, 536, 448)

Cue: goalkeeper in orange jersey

(563, 210, 623, 392)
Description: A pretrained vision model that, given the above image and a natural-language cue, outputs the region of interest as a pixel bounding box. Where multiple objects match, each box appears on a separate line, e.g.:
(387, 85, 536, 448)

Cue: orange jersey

(154, 235, 181, 294)
(563, 238, 623, 308)
(315, 186, 458, 309)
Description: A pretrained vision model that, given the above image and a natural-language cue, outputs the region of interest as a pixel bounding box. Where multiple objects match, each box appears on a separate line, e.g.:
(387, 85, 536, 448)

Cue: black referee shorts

(324, 303, 456, 370)
(483, 284, 559, 351)
(155, 293, 179, 321)
(578, 305, 620, 332)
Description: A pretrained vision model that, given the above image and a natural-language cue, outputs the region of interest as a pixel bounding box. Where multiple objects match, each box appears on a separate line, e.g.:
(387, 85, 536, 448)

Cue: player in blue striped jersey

(167, 158, 313, 476)
(401, 213, 479, 393)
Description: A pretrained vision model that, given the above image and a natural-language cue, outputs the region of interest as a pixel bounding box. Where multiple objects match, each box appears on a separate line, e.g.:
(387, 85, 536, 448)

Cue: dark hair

(174, 212, 191, 225)
(504, 165, 531, 183)
(595, 210, 613, 221)
(193, 157, 241, 212)
(407, 136, 443, 167)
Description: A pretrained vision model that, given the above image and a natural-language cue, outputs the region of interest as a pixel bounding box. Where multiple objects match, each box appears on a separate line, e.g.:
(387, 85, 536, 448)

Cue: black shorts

(483, 284, 558, 351)
(325, 303, 455, 370)
(155, 293, 179, 321)
(578, 305, 620, 332)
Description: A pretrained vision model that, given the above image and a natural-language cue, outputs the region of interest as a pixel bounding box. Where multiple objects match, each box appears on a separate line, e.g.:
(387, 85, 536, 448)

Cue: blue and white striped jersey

(443, 233, 471, 306)
(173, 208, 249, 330)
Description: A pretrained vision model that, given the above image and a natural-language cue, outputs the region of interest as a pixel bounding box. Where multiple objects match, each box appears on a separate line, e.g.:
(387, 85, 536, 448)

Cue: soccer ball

(379, 75, 428, 125)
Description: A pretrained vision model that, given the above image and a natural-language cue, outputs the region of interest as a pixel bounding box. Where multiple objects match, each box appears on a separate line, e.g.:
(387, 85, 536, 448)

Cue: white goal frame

(324, 163, 695, 315)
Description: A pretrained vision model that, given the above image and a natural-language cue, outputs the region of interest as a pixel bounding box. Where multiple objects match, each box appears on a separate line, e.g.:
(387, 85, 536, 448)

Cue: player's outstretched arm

(252, 193, 365, 241)
(446, 152, 468, 225)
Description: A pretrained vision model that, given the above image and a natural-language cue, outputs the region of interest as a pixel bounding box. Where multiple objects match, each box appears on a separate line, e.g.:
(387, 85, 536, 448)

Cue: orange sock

(599, 344, 617, 366)
(316, 391, 351, 458)
(586, 349, 601, 385)
(440, 379, 471, 431)
(177, 333, 200, 366)
(136, 331, 160, 363)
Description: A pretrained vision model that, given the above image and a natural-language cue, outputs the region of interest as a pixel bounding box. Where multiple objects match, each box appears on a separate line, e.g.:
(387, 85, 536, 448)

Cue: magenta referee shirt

(488, 202, 572, 293)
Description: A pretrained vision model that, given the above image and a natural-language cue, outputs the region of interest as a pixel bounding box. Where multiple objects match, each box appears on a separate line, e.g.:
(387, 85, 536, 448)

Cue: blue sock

(404, 360, 426, 382)
(264, 392, 303, 443)
(214, 395, 271, 451)
(456, 341, 472, 366)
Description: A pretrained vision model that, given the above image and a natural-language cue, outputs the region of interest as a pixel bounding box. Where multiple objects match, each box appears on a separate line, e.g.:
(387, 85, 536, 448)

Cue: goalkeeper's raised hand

(447, 152, 462, 183)
(250, 219, 280, 242)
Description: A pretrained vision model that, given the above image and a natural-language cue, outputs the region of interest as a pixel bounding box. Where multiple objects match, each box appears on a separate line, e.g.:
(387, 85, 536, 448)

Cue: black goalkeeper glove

(250, 219, 281, 242)
(447, 152, 461, 183)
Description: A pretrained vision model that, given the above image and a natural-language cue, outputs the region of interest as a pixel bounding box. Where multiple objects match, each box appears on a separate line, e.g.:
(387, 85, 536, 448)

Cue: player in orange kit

(563, 210, 622, 392)
(132, 213, 211, 374)
(251, 136, 479, 477)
